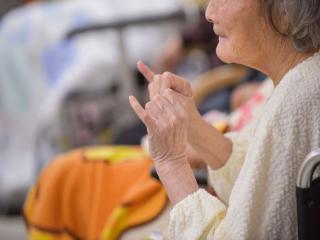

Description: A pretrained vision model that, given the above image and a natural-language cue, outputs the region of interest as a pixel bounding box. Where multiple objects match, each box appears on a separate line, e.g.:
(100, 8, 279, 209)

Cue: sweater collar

(274, 50, 320, 89)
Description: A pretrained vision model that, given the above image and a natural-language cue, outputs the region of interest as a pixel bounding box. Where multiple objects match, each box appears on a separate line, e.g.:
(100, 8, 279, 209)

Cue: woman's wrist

(187, 114, 232, 169)
(154, 158, 199, 205)
(188, 112, 207, 143)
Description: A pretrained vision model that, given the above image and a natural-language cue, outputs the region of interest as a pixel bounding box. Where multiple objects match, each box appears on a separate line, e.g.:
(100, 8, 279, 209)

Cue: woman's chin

(216, 41, 233, 64)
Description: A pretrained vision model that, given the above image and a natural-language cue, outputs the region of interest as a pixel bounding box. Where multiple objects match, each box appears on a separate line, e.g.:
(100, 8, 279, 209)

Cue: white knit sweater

(167, 51, 320, 240)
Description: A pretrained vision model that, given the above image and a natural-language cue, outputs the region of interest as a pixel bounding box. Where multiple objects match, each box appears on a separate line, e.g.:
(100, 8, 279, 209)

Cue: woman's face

(205, 0, 270, 66)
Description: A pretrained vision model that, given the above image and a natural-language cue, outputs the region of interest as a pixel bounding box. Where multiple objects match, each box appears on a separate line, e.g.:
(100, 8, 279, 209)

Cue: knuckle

(163, 72, 171, 80)
(154, 94, 162, 101)
(154, 74, 161, 82)
(164, 88, 172, 96)
(163, 89, 174, 102)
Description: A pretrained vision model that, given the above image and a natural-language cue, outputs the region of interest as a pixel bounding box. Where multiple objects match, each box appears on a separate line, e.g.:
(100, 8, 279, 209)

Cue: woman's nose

(205, 0, 216, 23)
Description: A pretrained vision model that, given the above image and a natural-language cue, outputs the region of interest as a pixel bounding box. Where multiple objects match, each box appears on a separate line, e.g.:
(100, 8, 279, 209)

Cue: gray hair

(265, 0, 320, 52)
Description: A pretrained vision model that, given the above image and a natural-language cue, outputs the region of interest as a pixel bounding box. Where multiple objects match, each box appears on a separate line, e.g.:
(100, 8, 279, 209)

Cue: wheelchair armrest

(296, 149, 320, 240)
(297, 149, 320, 188)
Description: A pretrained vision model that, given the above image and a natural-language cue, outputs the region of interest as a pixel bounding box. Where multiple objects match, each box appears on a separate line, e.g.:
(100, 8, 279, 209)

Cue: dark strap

(297, 177, 320, 240)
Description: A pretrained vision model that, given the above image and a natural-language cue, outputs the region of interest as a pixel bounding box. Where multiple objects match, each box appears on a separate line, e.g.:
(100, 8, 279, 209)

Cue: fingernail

(136, 61, 141, 67)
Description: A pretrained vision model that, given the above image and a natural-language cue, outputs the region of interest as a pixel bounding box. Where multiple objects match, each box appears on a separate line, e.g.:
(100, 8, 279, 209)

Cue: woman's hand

(137, 61, 202, 138)
(129, 90, 189, 164)
(136, 61, 232, 170)
(129, 90, 199, 204)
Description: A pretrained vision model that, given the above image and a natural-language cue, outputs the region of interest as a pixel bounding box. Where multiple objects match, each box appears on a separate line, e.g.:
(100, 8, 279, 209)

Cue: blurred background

(0, 0, 265, 239)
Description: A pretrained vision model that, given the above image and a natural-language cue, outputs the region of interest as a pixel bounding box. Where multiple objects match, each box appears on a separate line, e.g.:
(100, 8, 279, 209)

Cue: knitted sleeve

(167, 189, 227, 240)
(207, 120, 254, 204)
(166, 122, 255, 239)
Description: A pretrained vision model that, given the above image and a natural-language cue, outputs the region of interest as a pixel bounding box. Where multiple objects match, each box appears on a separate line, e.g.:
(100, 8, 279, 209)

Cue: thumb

(163, 72, 193, 97)
(129, 96, 156, 136)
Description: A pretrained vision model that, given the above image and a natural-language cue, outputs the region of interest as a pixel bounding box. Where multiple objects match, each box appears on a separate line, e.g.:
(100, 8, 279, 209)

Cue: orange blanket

(23, 146, 167, 240)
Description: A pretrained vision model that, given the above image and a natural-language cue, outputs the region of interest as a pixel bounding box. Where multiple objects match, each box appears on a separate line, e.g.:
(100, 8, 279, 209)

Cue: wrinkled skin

(130, 62, 198, 164)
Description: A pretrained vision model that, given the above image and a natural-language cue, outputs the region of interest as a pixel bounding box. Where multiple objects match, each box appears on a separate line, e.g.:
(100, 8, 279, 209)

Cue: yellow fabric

(212, 121, 228, 134)
(28, 228, 73, 240)
(85, 146, 150, 164)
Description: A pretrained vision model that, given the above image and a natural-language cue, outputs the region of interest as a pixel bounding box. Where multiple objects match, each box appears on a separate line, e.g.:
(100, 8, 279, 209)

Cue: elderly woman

(129, 0, 320, 239)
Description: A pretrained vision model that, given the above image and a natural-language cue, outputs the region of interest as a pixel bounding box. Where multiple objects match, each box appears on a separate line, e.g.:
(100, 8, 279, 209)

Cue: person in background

(0, 0, 34, 17)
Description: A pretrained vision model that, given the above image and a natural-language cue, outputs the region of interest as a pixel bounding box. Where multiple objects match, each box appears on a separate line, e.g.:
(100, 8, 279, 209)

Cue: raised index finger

(137, 61, 155, 83)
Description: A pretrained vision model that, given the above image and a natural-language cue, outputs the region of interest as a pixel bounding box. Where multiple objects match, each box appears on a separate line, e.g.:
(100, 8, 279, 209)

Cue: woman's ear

(279, 3, 290, 35)
(267, 0, 290, 35)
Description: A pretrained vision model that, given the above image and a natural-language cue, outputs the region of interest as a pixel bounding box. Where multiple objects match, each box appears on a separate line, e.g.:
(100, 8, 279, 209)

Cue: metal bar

(297, 149, 320, 188)
(65, 9, 185, 39)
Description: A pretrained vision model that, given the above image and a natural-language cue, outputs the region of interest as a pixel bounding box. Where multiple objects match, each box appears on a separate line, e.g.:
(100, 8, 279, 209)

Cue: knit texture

(168, 51, 320, 239)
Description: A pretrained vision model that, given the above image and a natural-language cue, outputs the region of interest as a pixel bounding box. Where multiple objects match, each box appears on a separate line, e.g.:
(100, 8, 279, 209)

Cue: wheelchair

(297, 149, 320, 240)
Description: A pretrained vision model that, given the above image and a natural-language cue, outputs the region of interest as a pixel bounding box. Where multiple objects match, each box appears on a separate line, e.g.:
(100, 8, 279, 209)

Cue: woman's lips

(213, 26, 227, 38)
